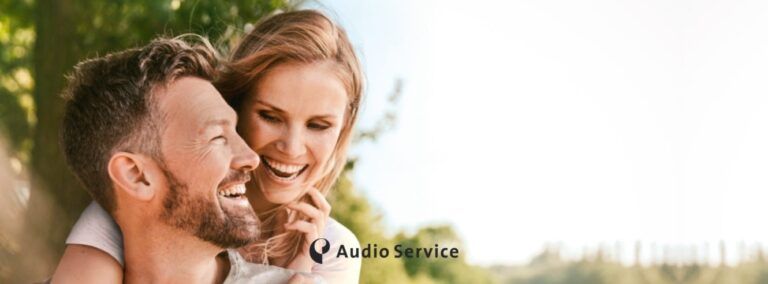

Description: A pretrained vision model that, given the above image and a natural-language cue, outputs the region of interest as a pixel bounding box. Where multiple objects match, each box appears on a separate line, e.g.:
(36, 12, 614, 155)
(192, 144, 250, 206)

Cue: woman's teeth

(263, 157, 307, 180)
(218, 184, 246, 198)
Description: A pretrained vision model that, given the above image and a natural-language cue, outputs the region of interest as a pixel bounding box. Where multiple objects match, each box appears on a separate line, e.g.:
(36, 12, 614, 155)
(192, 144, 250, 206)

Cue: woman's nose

(276, 127, 306, 158)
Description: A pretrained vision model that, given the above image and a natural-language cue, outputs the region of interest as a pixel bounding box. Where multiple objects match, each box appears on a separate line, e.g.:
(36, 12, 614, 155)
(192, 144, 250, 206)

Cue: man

(52, 37, 315, 283)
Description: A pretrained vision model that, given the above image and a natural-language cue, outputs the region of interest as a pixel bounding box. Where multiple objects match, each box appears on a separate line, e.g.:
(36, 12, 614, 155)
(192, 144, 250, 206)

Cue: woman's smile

(260, 155, 310, 185)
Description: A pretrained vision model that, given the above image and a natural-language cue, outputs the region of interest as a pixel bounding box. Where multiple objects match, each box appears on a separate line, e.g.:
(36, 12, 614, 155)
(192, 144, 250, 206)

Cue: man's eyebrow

(199, 118, 232, 133)
(206, 118, 232, 126)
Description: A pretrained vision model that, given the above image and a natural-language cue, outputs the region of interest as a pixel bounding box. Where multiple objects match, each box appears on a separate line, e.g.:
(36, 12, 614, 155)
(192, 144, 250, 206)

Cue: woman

(52, 10, 363, 283)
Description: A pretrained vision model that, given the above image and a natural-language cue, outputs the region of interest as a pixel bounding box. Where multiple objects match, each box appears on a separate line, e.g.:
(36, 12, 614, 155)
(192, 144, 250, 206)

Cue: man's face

(153, 77, 260, 248)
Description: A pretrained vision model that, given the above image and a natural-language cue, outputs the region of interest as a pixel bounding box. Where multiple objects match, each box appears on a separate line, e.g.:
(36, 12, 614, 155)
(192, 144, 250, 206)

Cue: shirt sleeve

(311, 218, 361, 284)
(65, 201, 125, 266)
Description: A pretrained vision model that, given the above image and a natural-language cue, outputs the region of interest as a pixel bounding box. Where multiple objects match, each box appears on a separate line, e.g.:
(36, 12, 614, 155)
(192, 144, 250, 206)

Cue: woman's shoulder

(313, 218, 361, 283)
(322, 217, 360, 248)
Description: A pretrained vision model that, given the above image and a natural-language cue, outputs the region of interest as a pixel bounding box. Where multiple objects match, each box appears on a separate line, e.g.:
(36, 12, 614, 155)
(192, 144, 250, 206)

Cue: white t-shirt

(223, 249, 324, 283)
(66, 202, 361, 283)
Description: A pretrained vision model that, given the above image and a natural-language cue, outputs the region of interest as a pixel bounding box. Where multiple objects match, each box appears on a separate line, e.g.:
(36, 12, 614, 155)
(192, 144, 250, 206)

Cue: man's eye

(211, 135, 227, 144)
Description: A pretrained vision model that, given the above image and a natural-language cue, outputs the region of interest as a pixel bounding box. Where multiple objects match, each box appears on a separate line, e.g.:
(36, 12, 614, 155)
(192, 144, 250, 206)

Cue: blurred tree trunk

(16, 0, 89, 281)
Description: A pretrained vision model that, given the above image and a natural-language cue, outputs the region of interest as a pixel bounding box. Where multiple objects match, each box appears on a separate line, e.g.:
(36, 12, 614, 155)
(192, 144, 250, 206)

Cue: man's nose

(231, 136, 259, 172)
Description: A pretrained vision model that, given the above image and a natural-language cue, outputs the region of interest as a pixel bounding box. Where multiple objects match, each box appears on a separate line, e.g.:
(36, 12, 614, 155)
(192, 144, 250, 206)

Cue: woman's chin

(256, 166, 308, 204)
(262, 186, 302, 205)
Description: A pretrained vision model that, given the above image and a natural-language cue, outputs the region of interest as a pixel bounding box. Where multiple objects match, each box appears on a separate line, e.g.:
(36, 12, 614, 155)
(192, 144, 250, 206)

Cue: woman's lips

(261, 156, 309, 183)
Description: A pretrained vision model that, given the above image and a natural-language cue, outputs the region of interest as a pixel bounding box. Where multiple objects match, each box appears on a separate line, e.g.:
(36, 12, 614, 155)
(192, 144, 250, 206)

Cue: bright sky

(307, 0, 768, 265)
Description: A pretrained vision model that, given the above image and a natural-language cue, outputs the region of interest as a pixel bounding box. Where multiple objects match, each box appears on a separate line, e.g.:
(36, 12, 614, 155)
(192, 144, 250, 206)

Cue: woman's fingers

(285, 220, 319, 241)
(287, 202, 326, 239)
(284, 188, 332, 245)
(287, 202, 324, 222)
(307, 187, 331, 216)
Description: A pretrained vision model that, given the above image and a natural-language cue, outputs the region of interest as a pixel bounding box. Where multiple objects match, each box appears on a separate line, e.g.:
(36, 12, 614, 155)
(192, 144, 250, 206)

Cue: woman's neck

(242, 179, 299, 267)
(246, 179, 278, 214)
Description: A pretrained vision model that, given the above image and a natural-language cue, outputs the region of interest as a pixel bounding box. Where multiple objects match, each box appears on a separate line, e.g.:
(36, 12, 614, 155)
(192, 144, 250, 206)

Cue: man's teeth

(264, 158, 305, 175)
(219, 184, 246, 197)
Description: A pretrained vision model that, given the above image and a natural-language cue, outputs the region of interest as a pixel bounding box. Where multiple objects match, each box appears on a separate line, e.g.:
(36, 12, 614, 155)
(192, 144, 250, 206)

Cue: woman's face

(239, 61, 348, 208)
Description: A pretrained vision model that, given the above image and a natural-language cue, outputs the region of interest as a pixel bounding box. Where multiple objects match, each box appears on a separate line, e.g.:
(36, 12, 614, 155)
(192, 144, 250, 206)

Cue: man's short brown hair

(61, 37, 218, 212)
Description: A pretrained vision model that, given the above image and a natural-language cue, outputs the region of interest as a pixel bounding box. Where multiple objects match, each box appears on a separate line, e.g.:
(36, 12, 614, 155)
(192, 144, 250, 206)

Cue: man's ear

(108, 152, 157, 201)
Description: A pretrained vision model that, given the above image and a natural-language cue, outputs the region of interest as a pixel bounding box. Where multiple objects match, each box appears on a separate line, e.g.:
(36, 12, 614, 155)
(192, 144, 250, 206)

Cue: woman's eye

(308, 122, 331, 130)
(258, 111, 280, 123)
(211, 135, 227, 144)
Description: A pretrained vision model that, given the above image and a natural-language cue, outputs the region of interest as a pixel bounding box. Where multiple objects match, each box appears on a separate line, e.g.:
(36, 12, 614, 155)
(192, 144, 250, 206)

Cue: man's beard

(157, 165, 260, 248)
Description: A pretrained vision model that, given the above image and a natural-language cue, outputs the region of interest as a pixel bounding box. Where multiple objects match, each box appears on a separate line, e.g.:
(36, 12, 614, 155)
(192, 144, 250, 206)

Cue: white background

(309, 0, 768, 265)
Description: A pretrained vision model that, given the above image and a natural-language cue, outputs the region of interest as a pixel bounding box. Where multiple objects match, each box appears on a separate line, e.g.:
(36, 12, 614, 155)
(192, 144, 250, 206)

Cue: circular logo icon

(309, 238, 331, 264)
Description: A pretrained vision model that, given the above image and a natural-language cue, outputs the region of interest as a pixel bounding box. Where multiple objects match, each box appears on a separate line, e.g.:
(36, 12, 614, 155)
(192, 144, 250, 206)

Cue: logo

(309, 238, 460, 263)
(309, 238, 331, 264)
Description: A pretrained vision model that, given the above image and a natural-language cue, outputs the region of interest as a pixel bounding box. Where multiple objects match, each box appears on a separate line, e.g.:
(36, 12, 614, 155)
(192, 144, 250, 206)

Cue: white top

(66, 202, 361, 283)
(224, 249, 324, 283)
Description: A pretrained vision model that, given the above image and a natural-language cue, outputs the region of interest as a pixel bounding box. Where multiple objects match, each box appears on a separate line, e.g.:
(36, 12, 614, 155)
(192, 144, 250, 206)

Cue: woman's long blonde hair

(215, 10, 363, 266)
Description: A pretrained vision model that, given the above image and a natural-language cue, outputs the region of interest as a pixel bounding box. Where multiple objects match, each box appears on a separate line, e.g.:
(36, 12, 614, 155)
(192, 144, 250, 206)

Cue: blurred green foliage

(0, 0, 34, 156)
(0, 0, 299, 158)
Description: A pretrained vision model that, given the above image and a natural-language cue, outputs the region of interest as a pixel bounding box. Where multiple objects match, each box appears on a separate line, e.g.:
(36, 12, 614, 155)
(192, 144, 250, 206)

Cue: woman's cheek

(238, 115, 260, 148)
(249, 120, 281, 149)
(313, 129, 341, 161)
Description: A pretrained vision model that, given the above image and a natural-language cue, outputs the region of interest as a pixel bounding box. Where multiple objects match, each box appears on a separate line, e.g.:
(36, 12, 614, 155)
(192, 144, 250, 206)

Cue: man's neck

(121, 222, 230, 284)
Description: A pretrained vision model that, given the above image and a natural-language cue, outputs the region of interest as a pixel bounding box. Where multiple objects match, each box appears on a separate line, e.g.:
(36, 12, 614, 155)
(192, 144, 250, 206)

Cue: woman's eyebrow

(253, 99, 285, 113)
(311, 114, 339, 120)
(254, 99, 339, 119)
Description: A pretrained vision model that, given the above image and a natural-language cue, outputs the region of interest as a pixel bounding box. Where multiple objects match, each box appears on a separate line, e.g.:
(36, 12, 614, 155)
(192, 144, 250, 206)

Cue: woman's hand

(284, 187, 331, 273)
